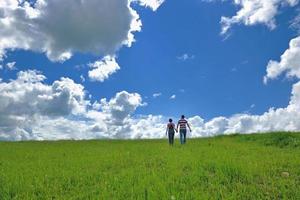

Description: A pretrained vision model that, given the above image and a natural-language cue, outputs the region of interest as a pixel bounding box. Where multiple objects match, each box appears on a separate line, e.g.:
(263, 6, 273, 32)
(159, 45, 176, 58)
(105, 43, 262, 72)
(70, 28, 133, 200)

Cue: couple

(166, 115, 192, 145)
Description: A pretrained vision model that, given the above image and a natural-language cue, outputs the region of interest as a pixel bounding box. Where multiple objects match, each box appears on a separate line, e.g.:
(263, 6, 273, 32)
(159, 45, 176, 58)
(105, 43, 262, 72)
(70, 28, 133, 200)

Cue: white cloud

(129, 115, 166, 139)
(177, 53, 195, 61)
(264, 36, 300, 83)
(0, 70, 90, 140)
(80, 75, 85, 83)
(88, 55, 120, 82)
(290, 10, 300, 34)
(135, 0, 165, 11)
(153, 77, 300, 137)
(0, 61, 16, 70)
(99, 91, 144, 124)
(0, 0, 163, 62)
(5, 61, 16, 70)
(17, 69, 46, 83)
(0, 70, 87, 117)
(209, 76, 299, 134)
(153, 92, 162, 98)
(0, 70, 150, 140)
(1, 69, 300, 141)
(185, 80, 300, 135)
(86, 91, 146, 139)
(210, 0, 300, 137)
(219, 0, 299, 35)
(170, 94, 176, 99)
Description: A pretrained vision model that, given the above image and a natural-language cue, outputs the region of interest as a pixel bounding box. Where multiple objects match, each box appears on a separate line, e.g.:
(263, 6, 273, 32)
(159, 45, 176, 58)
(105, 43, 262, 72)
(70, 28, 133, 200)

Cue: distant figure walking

(166, 119, 177, 145)
(177, 115, 192, 144)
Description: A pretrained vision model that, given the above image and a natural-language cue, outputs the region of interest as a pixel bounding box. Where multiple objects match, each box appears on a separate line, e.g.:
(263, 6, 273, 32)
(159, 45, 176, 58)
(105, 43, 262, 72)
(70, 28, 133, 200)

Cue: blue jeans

(168, 131, 175, 145)
(180, 129, 187, 144)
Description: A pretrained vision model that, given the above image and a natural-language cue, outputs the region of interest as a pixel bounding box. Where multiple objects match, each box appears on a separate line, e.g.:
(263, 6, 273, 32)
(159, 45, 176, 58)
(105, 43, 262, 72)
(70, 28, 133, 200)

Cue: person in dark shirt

(166, 118, 177, 145)
(177, 115, 192, 144)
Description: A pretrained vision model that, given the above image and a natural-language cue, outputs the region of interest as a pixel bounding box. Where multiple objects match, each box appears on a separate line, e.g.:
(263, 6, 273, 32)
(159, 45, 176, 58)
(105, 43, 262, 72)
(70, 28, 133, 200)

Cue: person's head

(169, 118, 173, 123)
(181, 115, 185, 119)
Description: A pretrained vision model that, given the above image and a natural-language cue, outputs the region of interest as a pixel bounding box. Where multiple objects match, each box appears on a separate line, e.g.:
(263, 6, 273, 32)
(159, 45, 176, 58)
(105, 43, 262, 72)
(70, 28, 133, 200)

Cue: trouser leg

(180, 129, 187, 144)
(168, 132, 174, 145)
(169, 133, 174, 145)
(180, 132, 184, 144)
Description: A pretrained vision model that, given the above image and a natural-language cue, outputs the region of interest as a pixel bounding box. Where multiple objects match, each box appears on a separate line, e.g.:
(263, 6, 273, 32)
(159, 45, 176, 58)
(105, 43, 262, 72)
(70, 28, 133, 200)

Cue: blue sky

(1, 0, 300, 140)
(1, 0, 298, 119)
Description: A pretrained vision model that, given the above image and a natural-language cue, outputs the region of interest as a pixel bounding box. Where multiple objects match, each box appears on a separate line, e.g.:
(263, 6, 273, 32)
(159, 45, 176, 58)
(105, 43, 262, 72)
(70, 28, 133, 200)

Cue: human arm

(166, 125, 168, 136)
(187, 122, 192, 132)
(174, 123, 178, 132)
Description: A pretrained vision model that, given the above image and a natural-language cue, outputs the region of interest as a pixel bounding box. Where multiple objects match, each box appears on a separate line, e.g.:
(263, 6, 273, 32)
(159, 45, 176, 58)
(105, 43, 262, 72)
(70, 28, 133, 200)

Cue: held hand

(190, 129, 192, 132)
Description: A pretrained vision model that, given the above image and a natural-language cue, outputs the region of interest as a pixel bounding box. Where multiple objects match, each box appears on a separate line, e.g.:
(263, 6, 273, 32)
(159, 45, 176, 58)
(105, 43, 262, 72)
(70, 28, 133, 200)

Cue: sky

(1, 0, 300, 140)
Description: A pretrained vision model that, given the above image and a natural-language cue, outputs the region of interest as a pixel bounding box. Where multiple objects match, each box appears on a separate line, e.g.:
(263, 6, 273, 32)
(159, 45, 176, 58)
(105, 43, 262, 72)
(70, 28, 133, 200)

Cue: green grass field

(0, 132, 299, 200)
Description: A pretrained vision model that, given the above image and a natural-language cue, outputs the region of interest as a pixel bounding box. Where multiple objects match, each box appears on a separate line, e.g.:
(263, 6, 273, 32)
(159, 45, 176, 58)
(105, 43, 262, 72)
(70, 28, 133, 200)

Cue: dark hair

(169, 118, 173, 122)
(181, 115, 185, 119)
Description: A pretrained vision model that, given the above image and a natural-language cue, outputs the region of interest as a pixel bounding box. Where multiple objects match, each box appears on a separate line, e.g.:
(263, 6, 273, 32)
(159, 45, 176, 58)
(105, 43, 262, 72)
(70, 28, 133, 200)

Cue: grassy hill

(0, 132, 299, 199)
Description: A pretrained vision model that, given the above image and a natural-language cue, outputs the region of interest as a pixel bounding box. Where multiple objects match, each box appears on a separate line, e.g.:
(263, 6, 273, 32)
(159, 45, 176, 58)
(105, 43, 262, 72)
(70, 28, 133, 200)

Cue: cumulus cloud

(290, 11, 300, 34)
(0, 61, 17, 70)
(264, 36, 300, 83)
(135, 0, 165, 11)
(99, 91, 144, 124)
(189, 0, 300, 136)
(0, 70, 151, 140)
(177, 53, 195, 61)
(184, 80, 300, 136)
(157, 77, 300, 137)
(88, 56, 120, 82)
(129, 115, 166, 139)
(0, 70, 90, 140)
(5, 61, 16, 70)
(136, 86, 300, 136)
(153, 93, 162, 98)
(226, 86, 300, 132)
(80, 75, 85, 83)
(0, 70, 87, 117)
(170, 94, 176, 99)
(219, 0, 299, 34)
(0, 0, 164, 62)
(1, 69, 300, 141)
(86, 91, 146, 139)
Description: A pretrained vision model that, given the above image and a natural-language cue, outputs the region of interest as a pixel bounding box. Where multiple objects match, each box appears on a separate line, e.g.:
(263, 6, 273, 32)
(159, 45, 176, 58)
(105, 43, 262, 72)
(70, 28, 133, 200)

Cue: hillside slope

(0, 132, 299, 199)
